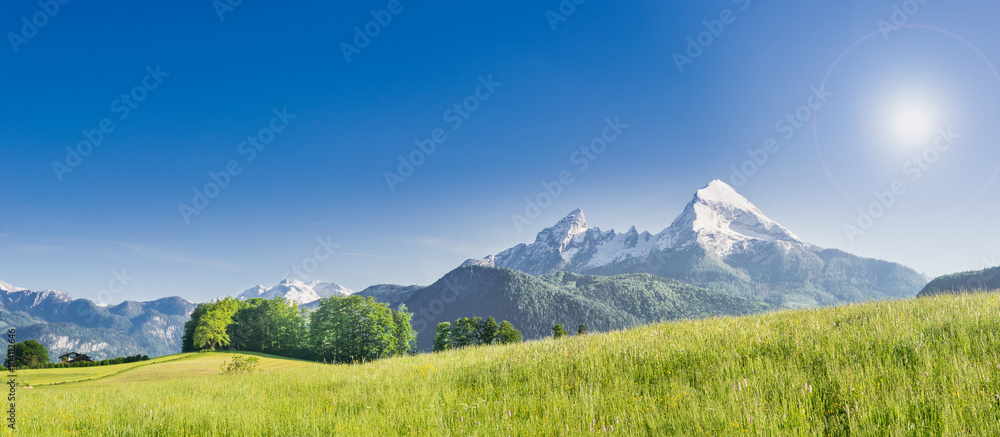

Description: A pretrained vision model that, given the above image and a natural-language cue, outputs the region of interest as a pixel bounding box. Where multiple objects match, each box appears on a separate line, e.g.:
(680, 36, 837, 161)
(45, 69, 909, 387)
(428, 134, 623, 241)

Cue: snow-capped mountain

(0, 279, 74, 305)
(658, 179, 805, 255)
(463, 180, 926, 308)
(237, 279, 353, 305)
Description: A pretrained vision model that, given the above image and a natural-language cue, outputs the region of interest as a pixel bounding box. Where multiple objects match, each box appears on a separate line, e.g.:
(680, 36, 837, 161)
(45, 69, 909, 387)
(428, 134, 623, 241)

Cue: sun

(886, 99, 938, 148)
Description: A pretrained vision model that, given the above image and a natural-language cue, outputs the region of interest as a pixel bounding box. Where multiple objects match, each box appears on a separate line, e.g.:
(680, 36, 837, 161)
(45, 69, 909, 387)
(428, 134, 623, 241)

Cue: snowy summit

(237, 279, 353, 305)
(462, 180, 808, 275)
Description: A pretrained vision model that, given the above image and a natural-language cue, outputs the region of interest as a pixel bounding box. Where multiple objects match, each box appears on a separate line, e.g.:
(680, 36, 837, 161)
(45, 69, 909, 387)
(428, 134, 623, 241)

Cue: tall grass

(7, 292, 1000, 436)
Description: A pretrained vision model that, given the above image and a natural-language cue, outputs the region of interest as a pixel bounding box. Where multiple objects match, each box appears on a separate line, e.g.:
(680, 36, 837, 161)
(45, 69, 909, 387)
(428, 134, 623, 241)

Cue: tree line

(2, 339, 151, 370)
(182, 295, 418, 363)
(552, 324, 586, 339)
(35, 354, 150, 369)
(432, 316, 523, 352)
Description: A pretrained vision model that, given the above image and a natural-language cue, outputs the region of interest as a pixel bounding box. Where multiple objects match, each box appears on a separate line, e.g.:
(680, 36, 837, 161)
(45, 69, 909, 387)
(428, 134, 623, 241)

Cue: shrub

(221, 355, 260, 375)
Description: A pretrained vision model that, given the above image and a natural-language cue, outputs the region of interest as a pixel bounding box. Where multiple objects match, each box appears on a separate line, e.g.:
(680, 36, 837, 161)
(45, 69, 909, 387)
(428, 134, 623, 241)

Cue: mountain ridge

(236, 279, 353, 305)
(918, 266, 1000, 297)
(0, 279, 196, 361)
(463, 180, 926, 307)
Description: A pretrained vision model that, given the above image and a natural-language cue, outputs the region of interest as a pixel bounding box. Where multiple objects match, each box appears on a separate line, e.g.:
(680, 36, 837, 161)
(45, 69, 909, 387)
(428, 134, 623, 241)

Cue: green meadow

(5, 291, 1000, 436)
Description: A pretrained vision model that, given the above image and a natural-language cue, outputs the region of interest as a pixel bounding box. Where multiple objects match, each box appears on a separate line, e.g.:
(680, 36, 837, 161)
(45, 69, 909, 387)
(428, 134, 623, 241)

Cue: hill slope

(402, 265, 766, 350)
(16, 292, 1000, 436)
(918, 266, 1000, 297)
(354, 284, 423, 307)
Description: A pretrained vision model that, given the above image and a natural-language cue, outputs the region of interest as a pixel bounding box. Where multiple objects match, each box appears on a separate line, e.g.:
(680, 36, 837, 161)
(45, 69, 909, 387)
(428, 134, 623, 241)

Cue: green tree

(194, 303, 238, 350)
(229, 297, 308, 358)
(24, 340, 49, 366)
(392, 305, 417, 356)
(577, 324, 586, 335)
(181, 304, 209, 352)
(310, 295, 397, 363)
(478, 316, 499, 345)
(496, 321, 522, 344)
(7, 340, 49, 368)
(552, 324, 568, 339)
(184, 297, 242, 352)
(451, 317, 478, 348)
(433, 322, 452, 352)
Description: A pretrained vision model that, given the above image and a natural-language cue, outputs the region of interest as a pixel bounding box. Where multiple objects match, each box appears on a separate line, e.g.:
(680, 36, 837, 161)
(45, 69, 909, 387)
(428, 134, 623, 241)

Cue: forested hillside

(918, 266, 1000, 297)
(403, 266, 766, 350)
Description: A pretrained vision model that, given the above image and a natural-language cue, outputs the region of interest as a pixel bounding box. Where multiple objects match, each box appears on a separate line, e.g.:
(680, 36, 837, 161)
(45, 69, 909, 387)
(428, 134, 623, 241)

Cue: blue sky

(1, 0, 998, 303)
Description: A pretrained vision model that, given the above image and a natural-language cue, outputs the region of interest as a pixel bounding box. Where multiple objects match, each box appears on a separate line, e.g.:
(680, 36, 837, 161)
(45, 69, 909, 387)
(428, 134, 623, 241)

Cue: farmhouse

(58, 352, 93, 364)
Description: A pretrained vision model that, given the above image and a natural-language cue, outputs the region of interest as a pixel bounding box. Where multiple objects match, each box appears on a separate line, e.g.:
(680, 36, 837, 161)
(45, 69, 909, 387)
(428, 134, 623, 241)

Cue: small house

(58, 352, 93, 364)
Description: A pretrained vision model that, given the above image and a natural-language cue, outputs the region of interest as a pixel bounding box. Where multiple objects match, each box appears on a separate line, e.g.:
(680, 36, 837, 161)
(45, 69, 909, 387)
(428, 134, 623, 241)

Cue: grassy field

(5, 291, 1000, 436)
(16, 354, 196, 387)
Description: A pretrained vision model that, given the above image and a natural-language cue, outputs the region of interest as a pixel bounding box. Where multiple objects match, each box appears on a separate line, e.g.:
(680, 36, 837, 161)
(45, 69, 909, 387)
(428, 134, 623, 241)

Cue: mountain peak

(693, 180, 756, 210)
(237, 279, 353, 305)
(665, 181, 803, 256)
(534, 209, 588, 247)
(562, 209, 586, 225)
(0, 279, 23, 292)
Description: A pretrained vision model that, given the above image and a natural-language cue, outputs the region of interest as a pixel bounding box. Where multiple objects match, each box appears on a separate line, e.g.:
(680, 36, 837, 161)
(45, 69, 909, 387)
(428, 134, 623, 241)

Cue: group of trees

(310, 295, 415, 362)
(552, 324, 586, 339)
(182, 295, 417, 363)
(432, 316, 522, 352)
(35, 354, 149, 369)
(4, 340, 49, 369)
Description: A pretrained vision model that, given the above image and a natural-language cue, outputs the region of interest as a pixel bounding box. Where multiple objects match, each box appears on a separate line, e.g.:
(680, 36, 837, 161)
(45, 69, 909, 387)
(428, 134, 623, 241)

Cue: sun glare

(886, 99, 938, 148)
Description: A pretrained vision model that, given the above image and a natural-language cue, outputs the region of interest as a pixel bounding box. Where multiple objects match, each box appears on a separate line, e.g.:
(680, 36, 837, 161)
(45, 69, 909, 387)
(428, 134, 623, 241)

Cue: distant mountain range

(0, 180, 948, 359)
(237, 279, 353, 306)
(235, 280, 421, 309)
(463, 180, 927, 308)
(918, 266, 1000, 297)
(0, 279, 194, 362)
